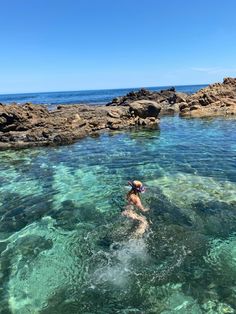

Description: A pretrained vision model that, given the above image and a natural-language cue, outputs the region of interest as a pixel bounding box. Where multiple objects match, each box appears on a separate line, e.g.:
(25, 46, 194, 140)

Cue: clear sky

(0, 0, 236, 93)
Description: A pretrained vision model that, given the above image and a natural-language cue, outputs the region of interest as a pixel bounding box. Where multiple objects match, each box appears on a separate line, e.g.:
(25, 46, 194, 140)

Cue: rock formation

(179, 77, 236, 117)
(1, 77, 236, 149)
(0, 101, 161, 149)
(107, 87, 187, 115)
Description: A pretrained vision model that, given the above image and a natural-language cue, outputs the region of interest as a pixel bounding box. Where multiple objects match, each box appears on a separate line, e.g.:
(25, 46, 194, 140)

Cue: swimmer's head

(128, 180, 146, 193)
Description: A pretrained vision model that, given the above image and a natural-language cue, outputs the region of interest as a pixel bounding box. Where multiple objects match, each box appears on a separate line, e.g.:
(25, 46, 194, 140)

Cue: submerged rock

(204, 235, 236, 279)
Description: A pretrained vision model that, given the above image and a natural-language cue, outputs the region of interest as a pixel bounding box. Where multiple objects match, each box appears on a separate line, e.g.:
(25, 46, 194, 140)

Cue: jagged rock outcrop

(180, 77, 236, 117)
(1, 78, 236, 150)
(0, 101, 161, 149)
(107, 88, 187, 115)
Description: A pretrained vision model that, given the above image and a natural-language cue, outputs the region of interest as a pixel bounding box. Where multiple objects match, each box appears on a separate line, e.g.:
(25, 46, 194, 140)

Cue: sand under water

(0, 116, 236, 313)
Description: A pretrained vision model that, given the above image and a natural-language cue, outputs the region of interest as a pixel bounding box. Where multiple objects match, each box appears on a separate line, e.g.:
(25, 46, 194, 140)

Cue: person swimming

(122, 180, 149, 237)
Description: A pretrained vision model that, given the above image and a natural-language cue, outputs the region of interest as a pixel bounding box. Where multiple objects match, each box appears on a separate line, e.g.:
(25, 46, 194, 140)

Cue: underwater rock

(146, 173, 236, 210)
(146, 174, 236, 237)
(201, 298, 235, 313)
(140, 282, 202, 313)
(0, 193, 53, 233)
(3, 234, 53, 262)
(204, 235, 236, 279)
(5, 217, 92, 314)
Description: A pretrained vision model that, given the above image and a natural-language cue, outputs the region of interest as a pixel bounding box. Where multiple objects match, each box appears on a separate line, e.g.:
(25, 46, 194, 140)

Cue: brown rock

(180, 77, 236, 117)
(0, 100, 161, 150)
(179, 102, 188, 110)
(129, 100, 161, 118)
(106, 87, 188, 116)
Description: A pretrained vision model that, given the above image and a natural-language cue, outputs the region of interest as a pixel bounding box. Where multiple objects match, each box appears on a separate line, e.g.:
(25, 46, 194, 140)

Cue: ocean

(0, 85, 236, 313)
(0, 84, 207, 108)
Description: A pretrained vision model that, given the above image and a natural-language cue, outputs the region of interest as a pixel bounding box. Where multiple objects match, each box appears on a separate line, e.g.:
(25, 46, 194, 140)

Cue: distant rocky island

(0, 77, 236, 150)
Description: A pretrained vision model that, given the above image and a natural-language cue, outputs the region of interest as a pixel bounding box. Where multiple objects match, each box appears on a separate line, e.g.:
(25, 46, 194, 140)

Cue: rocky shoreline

(0, 77, 236, 150)
(0, 100, 161, 149)
(179, 77, 236, 118)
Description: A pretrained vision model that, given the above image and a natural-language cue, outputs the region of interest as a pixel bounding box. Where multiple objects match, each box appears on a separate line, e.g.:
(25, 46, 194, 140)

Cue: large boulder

(129, 100, 161, 118)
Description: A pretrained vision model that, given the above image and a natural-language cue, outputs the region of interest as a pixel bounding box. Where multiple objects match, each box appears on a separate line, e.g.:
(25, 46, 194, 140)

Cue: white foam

(92, 238, 148, 287)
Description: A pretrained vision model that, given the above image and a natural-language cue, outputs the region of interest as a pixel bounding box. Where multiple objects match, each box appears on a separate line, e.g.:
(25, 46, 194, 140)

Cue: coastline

(0, 77, 236, 150)
(0, 84, 207, 106)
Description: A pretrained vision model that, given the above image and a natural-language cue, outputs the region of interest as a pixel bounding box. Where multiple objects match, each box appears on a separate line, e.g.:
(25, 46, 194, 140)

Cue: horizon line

(0, 82, 209, 96)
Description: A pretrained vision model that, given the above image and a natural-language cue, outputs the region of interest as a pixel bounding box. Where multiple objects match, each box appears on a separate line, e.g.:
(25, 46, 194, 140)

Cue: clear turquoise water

(0, 116, 236, 313)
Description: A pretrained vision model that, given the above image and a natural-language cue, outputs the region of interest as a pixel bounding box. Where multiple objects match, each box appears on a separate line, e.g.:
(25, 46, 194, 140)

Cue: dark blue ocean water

(0, 84, 207, 107)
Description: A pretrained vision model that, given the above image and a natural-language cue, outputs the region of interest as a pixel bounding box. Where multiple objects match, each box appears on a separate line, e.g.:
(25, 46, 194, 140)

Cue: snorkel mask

(128, 180, 146, 193)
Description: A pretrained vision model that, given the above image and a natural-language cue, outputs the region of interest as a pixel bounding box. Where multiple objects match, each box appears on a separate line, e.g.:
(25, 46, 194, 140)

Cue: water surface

(0, 84, 206, 108)
(0, 116, 236, 313)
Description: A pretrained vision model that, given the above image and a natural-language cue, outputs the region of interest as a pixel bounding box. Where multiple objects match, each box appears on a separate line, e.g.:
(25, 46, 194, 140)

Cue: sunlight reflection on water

(0, 116, 236, 313)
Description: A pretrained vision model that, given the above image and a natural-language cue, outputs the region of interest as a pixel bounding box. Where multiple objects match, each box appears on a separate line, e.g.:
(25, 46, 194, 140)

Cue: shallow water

(0, 116, 236, 313)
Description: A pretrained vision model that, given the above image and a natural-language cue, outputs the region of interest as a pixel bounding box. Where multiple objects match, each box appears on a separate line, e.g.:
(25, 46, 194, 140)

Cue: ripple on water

(5, 217, 93, 313)
(0, 117, 236, 313)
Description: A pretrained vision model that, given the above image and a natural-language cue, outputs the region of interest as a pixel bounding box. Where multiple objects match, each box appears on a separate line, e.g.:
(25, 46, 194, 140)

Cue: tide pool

(0, 116, 236, 313)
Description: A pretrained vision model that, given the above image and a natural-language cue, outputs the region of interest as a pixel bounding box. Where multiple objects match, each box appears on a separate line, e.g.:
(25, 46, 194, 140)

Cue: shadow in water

(0, 192, 53, 234)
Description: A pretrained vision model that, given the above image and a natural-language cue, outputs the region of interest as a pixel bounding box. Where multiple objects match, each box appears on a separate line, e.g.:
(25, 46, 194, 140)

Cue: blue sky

(0, 0, 236, 93)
